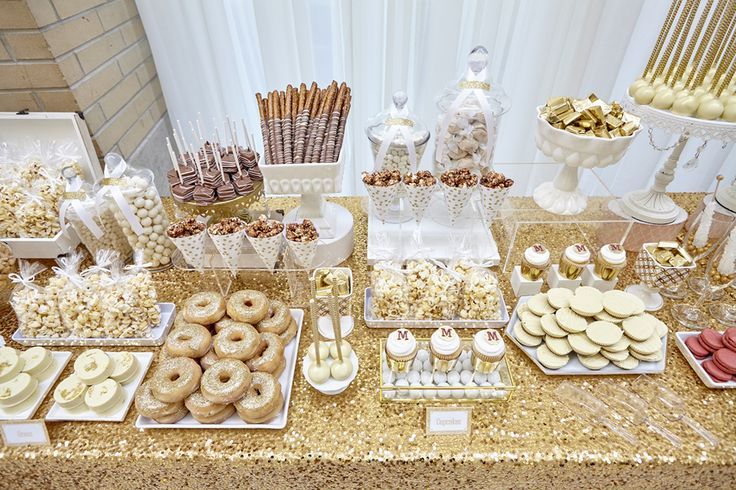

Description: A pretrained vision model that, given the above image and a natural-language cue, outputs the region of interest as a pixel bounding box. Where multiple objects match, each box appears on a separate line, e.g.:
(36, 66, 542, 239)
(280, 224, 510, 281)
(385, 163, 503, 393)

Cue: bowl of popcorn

(533, 95, 642, 216)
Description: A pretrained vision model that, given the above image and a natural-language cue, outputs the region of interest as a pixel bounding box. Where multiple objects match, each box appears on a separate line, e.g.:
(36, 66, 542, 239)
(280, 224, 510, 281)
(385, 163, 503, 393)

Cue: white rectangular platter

(505, 296, 667, 375)
(0, 351, 72, 420)
(45, 351, 154, 422)
(364, 288, 510, 329)
(12, 303, 176, 347)
(135, 308, 304, 430)
(675, 332, 736, 389)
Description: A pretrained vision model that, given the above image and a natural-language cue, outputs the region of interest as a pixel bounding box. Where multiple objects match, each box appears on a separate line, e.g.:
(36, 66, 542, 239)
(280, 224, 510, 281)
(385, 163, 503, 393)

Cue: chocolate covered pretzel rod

(324, 82, 348, 162)
(309, 81, 337, 163)
(334, 90, 351, 160)
(255, 93, 273, 165)
(283, 87, 293, 163)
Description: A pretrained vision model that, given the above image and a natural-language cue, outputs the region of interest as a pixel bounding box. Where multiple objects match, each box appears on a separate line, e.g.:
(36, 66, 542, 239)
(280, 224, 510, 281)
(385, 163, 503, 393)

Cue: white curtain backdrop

(136, 0, 735, 197)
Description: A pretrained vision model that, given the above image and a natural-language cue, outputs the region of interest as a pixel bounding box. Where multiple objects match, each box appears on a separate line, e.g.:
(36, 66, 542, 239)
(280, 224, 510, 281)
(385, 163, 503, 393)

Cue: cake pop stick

(196, 113, 205, 142)
(241, 118, 252, 151)
(653, 0, 696, 81)
(664, 0, 699, 85)
(172, 128, 185, 160)
(309, 299, 322, 367)
(329, 284, 344, 363)
(671, 0, 713, 85)
(166, 137, 183, 183)
(230, 127, 242, 177)
(684, 0, 727, 89)
(176, 119, 191, 160)
(643, 0, 682, 78)
(692, 2, 736, 88)
(190, 142, 204, 185)
(213, 130, 226, 181)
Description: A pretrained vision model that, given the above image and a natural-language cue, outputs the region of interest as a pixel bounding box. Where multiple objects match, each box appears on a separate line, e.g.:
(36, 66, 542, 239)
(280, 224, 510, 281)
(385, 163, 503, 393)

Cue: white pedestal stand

(581, 264, 618, 292)
(511, 266, 543, 297)
(546, 264, 582, 290)
(620, 96, 736, 224)
(625, 283, 664, 312)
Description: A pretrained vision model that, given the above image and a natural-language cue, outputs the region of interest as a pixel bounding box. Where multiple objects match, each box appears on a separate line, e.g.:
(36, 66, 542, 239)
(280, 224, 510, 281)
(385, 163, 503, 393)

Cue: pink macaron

(723, 328, 736, 352)
(699, 329, 724, 352)
(686, 335, 710, 359)
(703, 360, 732, 383)
(713, 348, 736, 375)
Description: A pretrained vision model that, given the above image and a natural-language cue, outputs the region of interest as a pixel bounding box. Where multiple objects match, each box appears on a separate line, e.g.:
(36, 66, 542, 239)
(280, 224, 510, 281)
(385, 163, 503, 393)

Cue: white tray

(135, 308, 304, 430)
(505, 296, 667, 375)
(674, 332, 736, 389)
(302, 350, 359, 395)
(45, 351, 154, 422)
(1, 223, 81, 259)
(12, 303, 176, 347)
(364, 288, 509, 329)
(0, 351, 72, 420)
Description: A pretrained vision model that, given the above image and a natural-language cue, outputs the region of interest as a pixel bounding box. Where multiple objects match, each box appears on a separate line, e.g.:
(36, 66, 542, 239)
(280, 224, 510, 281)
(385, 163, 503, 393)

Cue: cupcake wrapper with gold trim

(385, 346, 417, 373)
(430, 345, 462, 373)
(170, 230, 207, 272)
(471, 346, 504, 374)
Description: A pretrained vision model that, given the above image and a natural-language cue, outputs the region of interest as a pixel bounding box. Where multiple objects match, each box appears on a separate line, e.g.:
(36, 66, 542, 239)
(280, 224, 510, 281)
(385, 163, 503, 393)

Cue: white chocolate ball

(329, 341, 352, 359)
(674, 89, 690, 100)
(308, 363, 330, 384)
(671, 96, 698, 116)
(651, 87, 675, 109)
(307, 342, 329, 361)
(330, 358, 353, 381)
(628, 79, 648, 96)
(722, 103, 736, 122)
(696, 98, 724, 120)
(634, 85, 655, 105)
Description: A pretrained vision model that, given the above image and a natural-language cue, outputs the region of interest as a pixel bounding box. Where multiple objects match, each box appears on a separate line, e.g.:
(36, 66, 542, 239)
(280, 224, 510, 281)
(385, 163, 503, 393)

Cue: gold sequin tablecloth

(0, 195, 735, 489)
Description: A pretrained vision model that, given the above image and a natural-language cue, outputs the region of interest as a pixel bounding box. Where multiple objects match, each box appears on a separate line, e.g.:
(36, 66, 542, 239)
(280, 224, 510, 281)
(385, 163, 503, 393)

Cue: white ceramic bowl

(534, 106, 641, 168)
(259, 150, 345, 195)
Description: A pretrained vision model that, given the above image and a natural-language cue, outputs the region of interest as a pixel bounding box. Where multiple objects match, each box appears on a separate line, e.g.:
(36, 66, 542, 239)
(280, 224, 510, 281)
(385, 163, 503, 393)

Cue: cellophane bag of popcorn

(405, 259, 462, 320)
(52, 251, 88, 334)
(126, 251, 160, 328)
(96, 257, 146, 338)
(457, 266, 501, 320)
(17, 187, 62, 238)
(370, 261, 409, 319)
(11, 260, 67, 338)
(75, 250, 117, 338)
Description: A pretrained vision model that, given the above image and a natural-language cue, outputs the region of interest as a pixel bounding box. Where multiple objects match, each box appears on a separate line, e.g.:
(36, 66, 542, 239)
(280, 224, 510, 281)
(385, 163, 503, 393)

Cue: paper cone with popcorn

(246, 215, 284, 270)
(403, 171, 437, 223)
(440, 168, 478, 223)
(285, 219, 319, 268)
(362, 169, 401, 223)
(166, 218, 207, 271)
(208, 217, 247, 276)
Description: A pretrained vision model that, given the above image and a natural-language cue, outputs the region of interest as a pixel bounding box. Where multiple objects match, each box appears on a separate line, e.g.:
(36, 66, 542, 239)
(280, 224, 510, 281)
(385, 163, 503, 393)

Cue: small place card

(425, 407, 471, 435)
(1, 419, 50, 447)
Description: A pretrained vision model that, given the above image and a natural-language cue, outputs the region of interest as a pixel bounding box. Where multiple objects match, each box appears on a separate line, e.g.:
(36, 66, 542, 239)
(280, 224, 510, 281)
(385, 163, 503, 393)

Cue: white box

(581, 264, 619, 292)
(546, 264, 582, 290)
(511, 265, 543, 297)
(0, 111, 102, 258)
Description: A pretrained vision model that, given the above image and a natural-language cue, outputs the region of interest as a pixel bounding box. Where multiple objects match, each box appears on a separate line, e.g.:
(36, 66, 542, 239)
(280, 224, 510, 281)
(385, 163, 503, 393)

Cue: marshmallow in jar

(434, 45, 510, 174)
(101, 170, 175, 269)
(365, 91, 430, 174)
(558, 243, 590, 280)
(594, 243, 627, 281)
(520, 244, 551, 281)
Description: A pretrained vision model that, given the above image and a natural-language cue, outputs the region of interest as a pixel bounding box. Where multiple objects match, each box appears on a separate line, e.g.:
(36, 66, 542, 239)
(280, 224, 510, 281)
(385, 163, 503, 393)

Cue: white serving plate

(364, 288, 509, 329)
(0, 351, 72, 420)
(46, 351, 154, 422)
(505, 296, 667, 375)
(302, 350, 359, 395)
(674, 332, 736, 389)
(12, 303, 176, 347)
(135, 309, 304, 430)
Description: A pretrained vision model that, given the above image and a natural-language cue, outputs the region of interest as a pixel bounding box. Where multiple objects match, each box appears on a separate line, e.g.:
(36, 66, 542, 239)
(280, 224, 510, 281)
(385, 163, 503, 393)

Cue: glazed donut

(214, 323, 261, 361)
(151, 357, 202, 403)
(173, 310, 188, 330)
(278, 318, 298, 345)
(227, 290, 269, 324)
(193, 404, 235, 424)
(256, 300, 291, 334)
(200, 359, 251, 404)
(184, 292, 226, 325)
(154, 405, 189, 424)
(235, 372, 283, 423)
(199, 346, 220, 370)
(272, 358, 286, 378)
(214, 317, 239, 333)
(165, 323, 211, 358)
(246, 333, 284, 373)
(184, 390, 228, 418)
(135, 380, 184, 419)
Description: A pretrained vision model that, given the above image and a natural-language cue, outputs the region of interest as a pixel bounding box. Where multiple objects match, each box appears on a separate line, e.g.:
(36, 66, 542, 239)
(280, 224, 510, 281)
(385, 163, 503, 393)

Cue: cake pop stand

(533, 106, 641, 215)
(259, 152, 353, 267)
(617, 95, 736, 225)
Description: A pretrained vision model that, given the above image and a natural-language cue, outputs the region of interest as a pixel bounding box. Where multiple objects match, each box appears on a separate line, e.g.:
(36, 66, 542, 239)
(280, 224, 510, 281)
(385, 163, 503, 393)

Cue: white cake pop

(308, 363, 330, 384)
(330, 358, 353, 381)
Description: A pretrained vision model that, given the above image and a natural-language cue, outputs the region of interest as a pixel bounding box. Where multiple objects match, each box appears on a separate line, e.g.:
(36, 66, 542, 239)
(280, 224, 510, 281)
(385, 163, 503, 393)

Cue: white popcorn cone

(364, 182, 399, 222)
(404, 183, 436, 223)
(441, 182, 476, 222)
(170, 230, 207, 271)
(209, 230, 244, 276)
(287, 238, 318, 268)
(246, 233, 283, 270)
(479, 185, 511, 221)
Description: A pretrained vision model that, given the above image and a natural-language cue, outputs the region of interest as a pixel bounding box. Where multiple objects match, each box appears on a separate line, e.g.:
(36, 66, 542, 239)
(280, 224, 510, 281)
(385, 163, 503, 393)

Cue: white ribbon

(435, 67, 495, 168)
(9, 261, 46, 291)
(59, 177, 104, 238)
(96, 153, 143, 235)
(373, 106, 418, 172)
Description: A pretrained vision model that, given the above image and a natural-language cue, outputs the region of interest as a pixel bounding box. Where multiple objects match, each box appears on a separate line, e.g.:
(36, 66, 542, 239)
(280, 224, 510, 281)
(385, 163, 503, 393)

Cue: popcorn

(371, 267, 410, 319)
(362, 169, 401, 186)
(457, 267, 501, 320)
(11, 261, 67, 338)
(405, 260, 461, 320)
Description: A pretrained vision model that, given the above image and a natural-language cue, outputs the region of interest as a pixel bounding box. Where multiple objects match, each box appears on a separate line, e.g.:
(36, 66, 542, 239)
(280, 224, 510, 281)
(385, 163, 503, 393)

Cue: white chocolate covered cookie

(19, 346, 52, 378)
(84, 378, 124, 413)
(536, 344, 569, 369)
(74, 349, 113, 385)
(0, 373, 37, 407)
(585, 321, 623, 347)
(54, 374, 88, 409)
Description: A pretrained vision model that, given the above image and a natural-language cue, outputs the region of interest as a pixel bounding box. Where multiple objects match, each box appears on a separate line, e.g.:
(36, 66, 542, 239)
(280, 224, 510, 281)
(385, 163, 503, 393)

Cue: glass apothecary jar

(366, 91, 430, 174)
(434, 45, 511, 174)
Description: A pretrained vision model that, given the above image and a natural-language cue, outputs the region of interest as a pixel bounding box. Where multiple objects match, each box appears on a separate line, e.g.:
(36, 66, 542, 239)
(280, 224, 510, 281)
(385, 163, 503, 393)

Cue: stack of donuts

(135, 289, 296, 424)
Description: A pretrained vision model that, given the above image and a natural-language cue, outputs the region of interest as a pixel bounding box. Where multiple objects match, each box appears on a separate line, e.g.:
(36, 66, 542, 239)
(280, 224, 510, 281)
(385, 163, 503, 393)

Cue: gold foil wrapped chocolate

(645, 241, 694, 268)
(313, 267, 352, 297)
(541, 94, 640, 138)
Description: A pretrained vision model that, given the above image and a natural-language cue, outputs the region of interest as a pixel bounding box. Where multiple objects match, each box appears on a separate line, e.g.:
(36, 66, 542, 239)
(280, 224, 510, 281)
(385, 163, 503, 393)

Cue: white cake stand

(618, 96, 736, 224)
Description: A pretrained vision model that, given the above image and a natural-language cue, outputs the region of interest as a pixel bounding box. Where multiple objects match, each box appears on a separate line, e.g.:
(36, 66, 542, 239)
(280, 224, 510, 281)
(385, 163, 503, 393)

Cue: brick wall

(0, 0, 167, 160)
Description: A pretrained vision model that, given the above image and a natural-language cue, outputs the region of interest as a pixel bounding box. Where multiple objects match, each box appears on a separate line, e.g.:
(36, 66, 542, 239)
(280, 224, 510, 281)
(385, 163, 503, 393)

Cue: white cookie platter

(505, 296, 667, 376)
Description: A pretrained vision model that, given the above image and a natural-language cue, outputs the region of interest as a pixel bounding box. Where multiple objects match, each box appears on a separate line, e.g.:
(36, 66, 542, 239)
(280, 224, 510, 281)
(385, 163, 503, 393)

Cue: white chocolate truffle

(696, 98, 724, 120)
(722, 103, 736, 122)
(433, 371, 447, 384)
(0, 373, 37, 407)
(628, 78, 648, 96)
(633, 85, 655, 105)
(447, 370, 461, 384)
(651, 87, 675, 109)
(409, 382, 423, 399)
(407, 370, 421, 384)
(53, 374, 87, 409)
(436, 382, 452, 399)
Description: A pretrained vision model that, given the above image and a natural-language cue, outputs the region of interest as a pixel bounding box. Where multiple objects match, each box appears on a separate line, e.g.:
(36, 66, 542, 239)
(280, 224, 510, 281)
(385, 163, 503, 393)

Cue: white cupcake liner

(170, 230, 207, 271)
(287, 238, 318, 268)
(364, 182, 399, 222)
(479, 185, 510, 221)
(404, 182, 436, 223)
(441, 182, 476, 221)
(246, 233, 283, 270)
(209, 230, 244, 276)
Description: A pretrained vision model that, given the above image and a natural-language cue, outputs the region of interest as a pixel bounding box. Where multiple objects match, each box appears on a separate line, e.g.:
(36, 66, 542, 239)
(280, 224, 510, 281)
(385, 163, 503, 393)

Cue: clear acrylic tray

(364, 287, 509, 329)
(11, 303, 176, 347)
